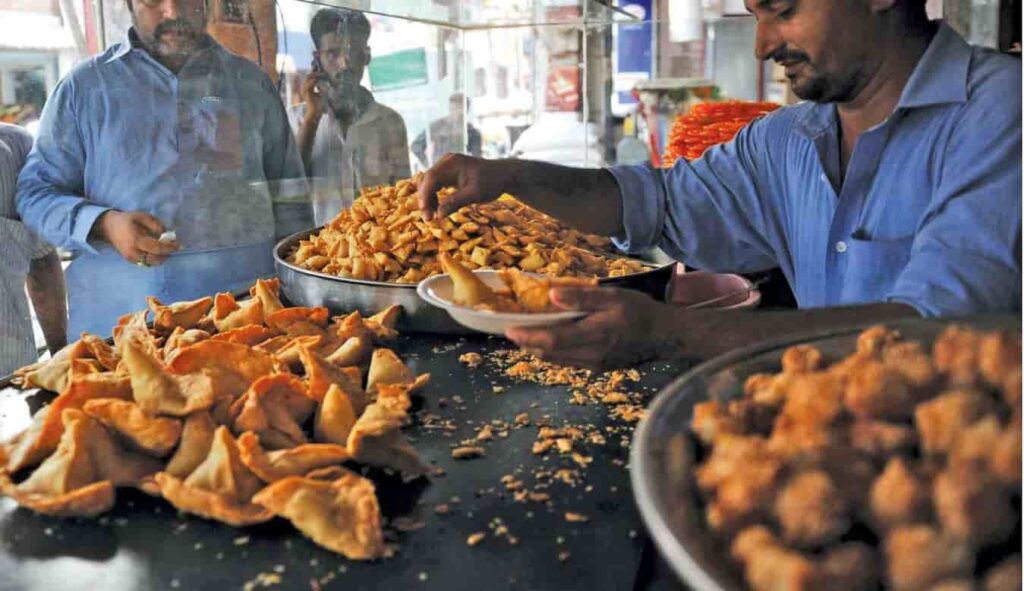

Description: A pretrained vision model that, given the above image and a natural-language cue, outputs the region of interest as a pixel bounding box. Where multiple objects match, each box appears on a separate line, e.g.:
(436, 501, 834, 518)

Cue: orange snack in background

(662, 100, 780, 167)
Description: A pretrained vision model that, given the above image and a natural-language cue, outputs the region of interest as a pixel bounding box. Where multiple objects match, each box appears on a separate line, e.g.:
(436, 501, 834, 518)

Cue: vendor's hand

(94, 210, 180, 266)
(417, 154, 516, 220)
(505, 286, 667, 371)
(302, 72, 330, 120)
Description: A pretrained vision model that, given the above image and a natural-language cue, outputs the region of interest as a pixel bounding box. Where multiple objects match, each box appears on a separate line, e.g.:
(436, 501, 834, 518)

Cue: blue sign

(612, 0, 653, 116)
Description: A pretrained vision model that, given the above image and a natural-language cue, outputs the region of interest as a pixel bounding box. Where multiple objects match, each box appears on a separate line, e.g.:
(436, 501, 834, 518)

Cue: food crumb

(492, 386, 505, 394)
(434, 504, 450, 515)
(452, 446, 486, 459)
(565, 512, 590, 523)
(558, 551, 571, 563)
(459, 352, 483, 368)
(273, 564, 285, 574)
(233, 536, 250, 546)
(242, 573, 281, 590)
(170, 579, 180, 588)
(467, 532, 487, 546)
(418, 572, 429, 582)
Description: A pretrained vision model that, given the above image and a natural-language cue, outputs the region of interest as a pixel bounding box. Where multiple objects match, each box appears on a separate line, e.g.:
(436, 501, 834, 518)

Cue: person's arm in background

(411, 128, 428, 170)
(16, 77, 177, 264)
(26, 249, 66, 355)
(294, 73, 328, 178)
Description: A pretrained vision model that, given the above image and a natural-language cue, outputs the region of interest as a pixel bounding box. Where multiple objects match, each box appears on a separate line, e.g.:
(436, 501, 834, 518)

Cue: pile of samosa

(0, 278, 430, 560)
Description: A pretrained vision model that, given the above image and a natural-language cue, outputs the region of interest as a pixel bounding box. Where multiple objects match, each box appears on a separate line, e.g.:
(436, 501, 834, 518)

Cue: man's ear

(364, 46, 372, 67)
(867, 0, 896, 13)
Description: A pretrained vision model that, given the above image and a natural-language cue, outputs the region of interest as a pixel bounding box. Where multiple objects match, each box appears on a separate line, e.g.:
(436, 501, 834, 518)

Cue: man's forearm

(503, 159, 623, 237)
(653, 302, 920, 361)
(27, 251, 68, 355)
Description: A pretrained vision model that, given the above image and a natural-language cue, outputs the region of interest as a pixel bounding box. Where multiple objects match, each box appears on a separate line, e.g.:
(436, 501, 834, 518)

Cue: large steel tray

(274, 226, 676, 334)
(629, 316, 1022, 591)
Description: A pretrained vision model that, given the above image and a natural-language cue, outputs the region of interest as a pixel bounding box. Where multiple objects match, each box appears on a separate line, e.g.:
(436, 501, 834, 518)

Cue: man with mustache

(418, 0, 1021, 369)
(16, 0, 308, 336)
(289, 8, 410, 223)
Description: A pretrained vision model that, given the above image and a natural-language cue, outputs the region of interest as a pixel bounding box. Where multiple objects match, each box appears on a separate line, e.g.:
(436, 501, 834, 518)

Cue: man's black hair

(310, 8, 371, 51)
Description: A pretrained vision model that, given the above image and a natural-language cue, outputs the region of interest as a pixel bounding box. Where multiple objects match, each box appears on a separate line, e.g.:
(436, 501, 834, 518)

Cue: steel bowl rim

(273, 226, 677, 290)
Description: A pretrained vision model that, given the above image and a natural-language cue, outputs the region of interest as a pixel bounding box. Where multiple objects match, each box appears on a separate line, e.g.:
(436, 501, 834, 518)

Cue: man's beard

(776, 51, 865, 104)
(326, 74, 365, 119)
(147, 19, 204, 60)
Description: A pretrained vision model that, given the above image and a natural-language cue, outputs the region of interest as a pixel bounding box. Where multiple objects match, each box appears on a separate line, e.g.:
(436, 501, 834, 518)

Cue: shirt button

(820, 173, 828, 183)
(835, 241, 848, 253)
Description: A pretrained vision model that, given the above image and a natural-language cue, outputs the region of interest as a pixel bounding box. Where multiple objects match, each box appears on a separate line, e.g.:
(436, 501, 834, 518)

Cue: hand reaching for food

(92, 210, 181, 267)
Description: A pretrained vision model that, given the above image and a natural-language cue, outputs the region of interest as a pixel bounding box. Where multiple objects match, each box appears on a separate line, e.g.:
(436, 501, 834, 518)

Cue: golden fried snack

(856, 325, 901, 357)
(730, 526, 817, 591)
(297, 346, 367, 409)
(848, 419, 917, 459)
(249, 277, 285, 317)
(264, 306, 330, 337)
(2, 372, 133, 472)
(79, 334, 120, 371)
(12, 339, 90, 393)
(914, 388, 996, 455)
(884, 526, 973, 591)
(287, 177, 646, 283)
(774, 470, 850, 547)
(780, 345, 823, 375)
(251, 470, 387, 560)
(82, 399, 183, 457)
(166, 339, 282, 401)
(497, 268, 598, 313)
(153, 427, 271, 527)
(210, 292, 264, 333)
(881, 341, 937, 388)
(933, 464, 1015, 547)
(208, 325, 277, 347)
(147, 296, 214, 334)
(983, 555, 1022, 591)
(365, 305, 401, 340)
(440, 252, 500, 308)
(933, 325, 985, 386)
(236, 431, 348, 482)
(314, 383, 359, 445)
(814, 543, 879, 591)
(347, 389, 430, 478)
(844, 360, 916, 420)
(231, 374, 316, 450)
(121, 337, 217, 417)
(165, 412, 216, 478)
(325, 336, 370, 368)
(163, 328, 212, 362)
(870, 457, 930, 530)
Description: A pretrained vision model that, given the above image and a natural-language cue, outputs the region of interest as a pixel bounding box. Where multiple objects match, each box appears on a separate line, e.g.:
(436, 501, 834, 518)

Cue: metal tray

(629, 315, 1022, 591)
(274, 226, 677, 334)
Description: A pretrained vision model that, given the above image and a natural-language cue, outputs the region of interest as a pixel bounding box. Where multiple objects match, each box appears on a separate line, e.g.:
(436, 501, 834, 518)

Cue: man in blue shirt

(17, 0, 308, 337)
(418, 1, 1021, 369)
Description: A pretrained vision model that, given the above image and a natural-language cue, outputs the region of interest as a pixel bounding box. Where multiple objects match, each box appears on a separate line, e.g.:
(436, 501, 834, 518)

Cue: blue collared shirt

(610, 23, 1021, 317)
(17, 32, 310, 336)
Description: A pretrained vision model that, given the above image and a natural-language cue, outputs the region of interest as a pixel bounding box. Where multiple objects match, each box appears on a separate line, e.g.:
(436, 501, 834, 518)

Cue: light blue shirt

(610, 23, 1021, 317)
(17, 31, 310, 336)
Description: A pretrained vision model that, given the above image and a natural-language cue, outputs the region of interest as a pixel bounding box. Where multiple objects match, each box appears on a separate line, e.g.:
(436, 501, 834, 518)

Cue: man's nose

(754, 21, 782, 61)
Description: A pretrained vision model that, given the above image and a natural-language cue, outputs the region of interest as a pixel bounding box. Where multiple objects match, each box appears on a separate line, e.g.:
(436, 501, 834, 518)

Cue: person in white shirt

(0, 123, 66, 376)
(289, 8, 410, 224)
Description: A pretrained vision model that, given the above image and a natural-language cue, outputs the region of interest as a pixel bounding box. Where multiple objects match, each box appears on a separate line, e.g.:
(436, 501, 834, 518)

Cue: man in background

(0, 123, 66, 376)
(290, 8, 410, 222)
(17, 0, 308, 337)
(412, 93, 482, 170)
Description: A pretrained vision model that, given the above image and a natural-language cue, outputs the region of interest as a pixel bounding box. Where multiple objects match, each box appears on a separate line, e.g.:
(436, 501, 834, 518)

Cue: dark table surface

(0, 334, 697, 591)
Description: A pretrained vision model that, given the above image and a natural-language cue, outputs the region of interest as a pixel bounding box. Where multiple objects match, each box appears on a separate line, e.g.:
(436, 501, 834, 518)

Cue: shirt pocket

(840, 235, 915, 305)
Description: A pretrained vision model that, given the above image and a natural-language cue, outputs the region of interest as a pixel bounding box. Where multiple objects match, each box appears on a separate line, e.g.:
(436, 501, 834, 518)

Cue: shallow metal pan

(273, 226, 677, 334)
(629, 315, 1021, 591)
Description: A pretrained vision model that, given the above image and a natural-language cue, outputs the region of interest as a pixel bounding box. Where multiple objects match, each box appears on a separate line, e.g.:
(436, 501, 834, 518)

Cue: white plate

(416, 271, 587, 336)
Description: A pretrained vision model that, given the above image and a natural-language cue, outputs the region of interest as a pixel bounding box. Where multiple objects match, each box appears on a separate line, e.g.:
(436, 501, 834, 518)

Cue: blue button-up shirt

(610, 23, 1021, 317)
(17, 32, 309, 336)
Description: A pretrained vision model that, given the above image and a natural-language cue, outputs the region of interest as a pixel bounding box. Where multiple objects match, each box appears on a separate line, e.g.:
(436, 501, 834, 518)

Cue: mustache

(154, 19, 199, 38)
(771, 48, 810, 66)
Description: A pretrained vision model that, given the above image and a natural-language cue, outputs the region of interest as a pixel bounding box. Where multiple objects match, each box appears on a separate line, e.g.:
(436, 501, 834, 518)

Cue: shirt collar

(896, 21, 971, 109)
(795, 20, 971, 137)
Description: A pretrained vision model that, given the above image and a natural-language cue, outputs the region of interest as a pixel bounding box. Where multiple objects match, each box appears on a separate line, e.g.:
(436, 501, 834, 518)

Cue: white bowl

(416, 271, 587, 336)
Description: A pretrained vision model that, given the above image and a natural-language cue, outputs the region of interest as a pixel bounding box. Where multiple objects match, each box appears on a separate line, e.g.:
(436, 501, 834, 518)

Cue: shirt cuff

(606, 164, 665, 254)
(70, 204, 113, 255)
